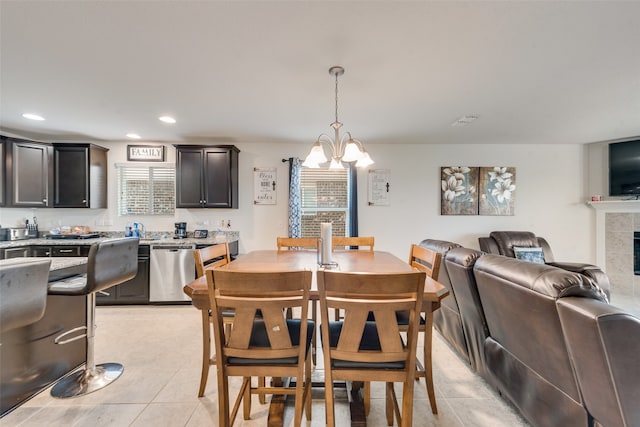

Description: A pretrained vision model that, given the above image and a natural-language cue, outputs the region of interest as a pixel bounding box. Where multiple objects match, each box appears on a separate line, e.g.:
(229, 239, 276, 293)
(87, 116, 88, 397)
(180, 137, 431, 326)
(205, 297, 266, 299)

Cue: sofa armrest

(547, 261, 610, 300)
(478, 237, 499, 254)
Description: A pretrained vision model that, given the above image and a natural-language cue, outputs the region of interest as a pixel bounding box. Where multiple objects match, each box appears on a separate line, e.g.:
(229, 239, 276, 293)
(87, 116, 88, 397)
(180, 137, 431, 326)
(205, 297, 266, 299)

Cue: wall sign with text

(127, 145, 165, 162)
(254, 167, 277, 205)
(368, 169, 391, 206)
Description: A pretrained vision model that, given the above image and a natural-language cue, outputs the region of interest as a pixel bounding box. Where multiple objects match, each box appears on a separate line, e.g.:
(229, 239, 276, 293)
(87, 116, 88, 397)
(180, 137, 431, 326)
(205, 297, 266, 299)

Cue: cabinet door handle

(42, 198, 48, 203)
(82, 199, 87, 203)
(58, 249, 74, 253)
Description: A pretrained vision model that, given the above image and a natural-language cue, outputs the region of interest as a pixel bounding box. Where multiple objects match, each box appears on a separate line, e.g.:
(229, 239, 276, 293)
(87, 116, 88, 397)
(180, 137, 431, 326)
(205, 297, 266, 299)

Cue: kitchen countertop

(0, 231, 239, 250)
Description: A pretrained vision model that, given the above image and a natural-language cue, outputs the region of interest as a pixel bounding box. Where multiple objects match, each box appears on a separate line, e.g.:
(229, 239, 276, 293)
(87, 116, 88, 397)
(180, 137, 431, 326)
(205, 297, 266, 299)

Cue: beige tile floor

(0, 305, 533, 427)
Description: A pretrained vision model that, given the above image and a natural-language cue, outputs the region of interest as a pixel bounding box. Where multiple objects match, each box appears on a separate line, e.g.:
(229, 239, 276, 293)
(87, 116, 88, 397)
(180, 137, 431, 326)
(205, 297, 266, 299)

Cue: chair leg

(385, 382, 394, 426)
(198, 309, 211, 397)
(401, 375, 416, 427)
(305, 357, 312, 421)
(243, 377, 251, 420)
(294, 370, 305, 427)
(258, 376, 266, 404)
(424, 311, 438, 414)
(364, 381, 371, 416)
(51, 293, 123, 398)
(324, 369, 336, 427)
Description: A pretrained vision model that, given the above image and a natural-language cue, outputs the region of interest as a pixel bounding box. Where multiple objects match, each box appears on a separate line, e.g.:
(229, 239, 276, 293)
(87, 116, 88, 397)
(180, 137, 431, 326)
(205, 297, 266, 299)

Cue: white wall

(0, 141, 596, 263)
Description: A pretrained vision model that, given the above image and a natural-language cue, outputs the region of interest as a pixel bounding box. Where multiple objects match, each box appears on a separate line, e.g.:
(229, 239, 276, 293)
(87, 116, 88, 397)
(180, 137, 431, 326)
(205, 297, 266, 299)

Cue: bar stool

(48, 237, 139, 398)
(0, 258, 51, 333)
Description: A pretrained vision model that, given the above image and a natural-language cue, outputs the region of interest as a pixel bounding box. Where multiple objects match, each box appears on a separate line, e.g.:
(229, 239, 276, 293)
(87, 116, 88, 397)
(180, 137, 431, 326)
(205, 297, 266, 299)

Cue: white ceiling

(1, 1, 639, 147)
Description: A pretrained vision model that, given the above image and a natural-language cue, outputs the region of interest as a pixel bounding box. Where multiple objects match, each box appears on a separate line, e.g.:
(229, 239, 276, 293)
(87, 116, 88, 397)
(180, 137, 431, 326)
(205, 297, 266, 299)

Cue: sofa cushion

(513, 246, 545, 264)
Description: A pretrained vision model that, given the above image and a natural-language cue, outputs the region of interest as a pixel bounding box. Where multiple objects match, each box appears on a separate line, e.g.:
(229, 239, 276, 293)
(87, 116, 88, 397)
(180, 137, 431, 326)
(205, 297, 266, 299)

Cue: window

(117, 164, 175, 216)
(300, 167, 351, 237)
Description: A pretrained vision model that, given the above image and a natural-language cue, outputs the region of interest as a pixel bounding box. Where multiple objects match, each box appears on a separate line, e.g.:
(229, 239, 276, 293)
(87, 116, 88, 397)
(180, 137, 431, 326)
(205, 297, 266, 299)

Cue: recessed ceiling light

(158, 116, 176, 124)
(126, 133, 142, 139)
(451, 115, 479, 127)
(22, 113, 45, 121)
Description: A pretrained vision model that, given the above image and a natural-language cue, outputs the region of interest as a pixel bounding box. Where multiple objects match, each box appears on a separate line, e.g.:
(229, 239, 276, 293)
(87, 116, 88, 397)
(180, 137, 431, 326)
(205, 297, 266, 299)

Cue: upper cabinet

(53, 144, 108, 208)
(175, 145, 239, 208)
(3, 136, 53, 208)
(0, 136, 108, 209)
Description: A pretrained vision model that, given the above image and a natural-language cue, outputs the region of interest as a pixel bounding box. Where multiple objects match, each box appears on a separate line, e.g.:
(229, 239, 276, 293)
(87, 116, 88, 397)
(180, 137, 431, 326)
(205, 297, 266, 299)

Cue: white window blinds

(116, 164, 175, 216)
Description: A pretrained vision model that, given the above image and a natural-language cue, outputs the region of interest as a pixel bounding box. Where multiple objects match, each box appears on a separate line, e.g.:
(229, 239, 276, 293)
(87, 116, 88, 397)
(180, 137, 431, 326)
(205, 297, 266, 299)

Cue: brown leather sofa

(442, 248, 491, 380)
(472, 254, 612, 427)
(558, 297, 640, 427)
(478, 231, 611, 299)
(417, 239, 469, 366)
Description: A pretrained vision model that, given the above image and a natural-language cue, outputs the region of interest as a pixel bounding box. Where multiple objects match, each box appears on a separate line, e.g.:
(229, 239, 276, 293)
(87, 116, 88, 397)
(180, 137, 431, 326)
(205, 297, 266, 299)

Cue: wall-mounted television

(609, 139, 640, 198)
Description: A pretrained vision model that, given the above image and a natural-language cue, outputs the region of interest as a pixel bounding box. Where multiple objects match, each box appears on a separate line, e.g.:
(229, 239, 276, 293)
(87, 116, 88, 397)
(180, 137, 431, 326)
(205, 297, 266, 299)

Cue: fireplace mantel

(587, 200, 640, 212)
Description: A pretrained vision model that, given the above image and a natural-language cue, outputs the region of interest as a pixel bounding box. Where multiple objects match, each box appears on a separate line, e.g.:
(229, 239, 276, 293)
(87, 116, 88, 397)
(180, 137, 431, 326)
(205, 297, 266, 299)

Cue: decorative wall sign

(127, 145, 165, 162)
(368, 169, 391, 206)
(440, 166, 516, 216)
(254, 167, 277, 205)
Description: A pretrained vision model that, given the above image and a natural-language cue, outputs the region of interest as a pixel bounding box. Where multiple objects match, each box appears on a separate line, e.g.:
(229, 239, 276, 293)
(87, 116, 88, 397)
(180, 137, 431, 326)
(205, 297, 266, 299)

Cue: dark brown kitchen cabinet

(53, 144, 108, 208)
(97, 245, 149, 305)
(175, 145, 239, 208)
(1, 247, 30, 259)
(4, 137, 53, 207)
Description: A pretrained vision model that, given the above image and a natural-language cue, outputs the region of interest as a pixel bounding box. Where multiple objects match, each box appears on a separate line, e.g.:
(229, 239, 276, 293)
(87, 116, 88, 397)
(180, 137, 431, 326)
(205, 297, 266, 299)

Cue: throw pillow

(513, 246, 545, 264)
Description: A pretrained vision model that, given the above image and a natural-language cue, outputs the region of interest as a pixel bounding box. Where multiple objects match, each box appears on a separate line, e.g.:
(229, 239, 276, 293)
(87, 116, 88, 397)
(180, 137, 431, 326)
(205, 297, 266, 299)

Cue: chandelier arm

(316, 133, 338, 157)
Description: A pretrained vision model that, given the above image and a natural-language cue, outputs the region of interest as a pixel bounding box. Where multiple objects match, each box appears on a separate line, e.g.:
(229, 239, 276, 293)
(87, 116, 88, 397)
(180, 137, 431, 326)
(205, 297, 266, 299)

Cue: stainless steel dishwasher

(149, 243, 195, 303)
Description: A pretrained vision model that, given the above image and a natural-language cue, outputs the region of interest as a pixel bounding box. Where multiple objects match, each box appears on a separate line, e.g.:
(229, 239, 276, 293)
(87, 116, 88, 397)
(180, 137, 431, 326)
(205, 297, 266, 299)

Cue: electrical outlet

(104, 219, 114, 226)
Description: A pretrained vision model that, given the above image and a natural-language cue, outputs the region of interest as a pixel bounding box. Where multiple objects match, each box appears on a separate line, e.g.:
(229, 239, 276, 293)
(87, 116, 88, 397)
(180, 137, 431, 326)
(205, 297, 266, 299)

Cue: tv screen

(609, 139, 640, 197)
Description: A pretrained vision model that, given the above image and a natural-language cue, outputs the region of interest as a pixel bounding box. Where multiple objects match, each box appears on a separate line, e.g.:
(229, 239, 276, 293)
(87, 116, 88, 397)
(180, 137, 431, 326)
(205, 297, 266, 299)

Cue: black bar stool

(48, 237, 139, 398)
(0, 258, 51, 333)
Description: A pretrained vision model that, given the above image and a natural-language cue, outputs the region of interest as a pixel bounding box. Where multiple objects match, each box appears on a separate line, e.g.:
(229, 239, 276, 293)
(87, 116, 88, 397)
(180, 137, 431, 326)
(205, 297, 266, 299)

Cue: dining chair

(331, 236, 374, 252)
(401, 243, 442, 413)
(331, 236, 375, 320)
(207, 268, 313, 427)
(193, 243, 237, 398)
(318, 269, 425, 427)
(276, 237, 318, 251)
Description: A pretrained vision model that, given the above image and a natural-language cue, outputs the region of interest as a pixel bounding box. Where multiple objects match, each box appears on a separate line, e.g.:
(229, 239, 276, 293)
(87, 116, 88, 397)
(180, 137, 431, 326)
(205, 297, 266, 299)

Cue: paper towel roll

(320, 223, 332, 265)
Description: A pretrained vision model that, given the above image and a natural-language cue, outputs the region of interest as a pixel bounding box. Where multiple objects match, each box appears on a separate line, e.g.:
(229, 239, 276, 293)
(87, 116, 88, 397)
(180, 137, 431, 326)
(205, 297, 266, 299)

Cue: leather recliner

(443, 248, 490, 380)
(418, 239, 469, 365)
(478, 231, 611, 299)
(557, 297, 640, 427)
(473, 254, 609, 427)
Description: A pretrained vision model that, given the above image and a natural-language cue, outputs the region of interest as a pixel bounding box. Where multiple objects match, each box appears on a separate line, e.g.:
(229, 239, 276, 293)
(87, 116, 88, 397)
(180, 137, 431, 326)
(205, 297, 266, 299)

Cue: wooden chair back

(318, 269, 425, 426)
(277, 237, 318, 251)
(331, 236, 375, 252)
(207, 269, 313, 425)
(194, 243, 230, 278)
(408, 244, 441, 280)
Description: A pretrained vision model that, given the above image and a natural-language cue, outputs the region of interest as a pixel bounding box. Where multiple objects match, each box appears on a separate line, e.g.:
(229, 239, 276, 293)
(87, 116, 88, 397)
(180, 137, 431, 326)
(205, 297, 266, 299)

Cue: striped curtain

(287, 157, 302, 237)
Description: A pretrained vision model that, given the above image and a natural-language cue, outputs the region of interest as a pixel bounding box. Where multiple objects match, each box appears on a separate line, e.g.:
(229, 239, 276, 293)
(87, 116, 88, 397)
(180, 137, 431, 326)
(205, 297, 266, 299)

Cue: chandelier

(302, 66, 374, 169)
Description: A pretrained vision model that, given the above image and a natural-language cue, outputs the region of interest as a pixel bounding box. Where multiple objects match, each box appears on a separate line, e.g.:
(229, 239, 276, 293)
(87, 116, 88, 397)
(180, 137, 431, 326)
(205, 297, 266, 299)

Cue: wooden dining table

(183, 249, 449, 426)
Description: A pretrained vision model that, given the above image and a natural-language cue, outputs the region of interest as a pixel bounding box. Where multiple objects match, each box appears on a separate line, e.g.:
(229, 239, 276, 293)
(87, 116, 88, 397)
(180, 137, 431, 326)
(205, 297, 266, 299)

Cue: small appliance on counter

(0, 227, 29, 241)
(174, 222, 187, 239)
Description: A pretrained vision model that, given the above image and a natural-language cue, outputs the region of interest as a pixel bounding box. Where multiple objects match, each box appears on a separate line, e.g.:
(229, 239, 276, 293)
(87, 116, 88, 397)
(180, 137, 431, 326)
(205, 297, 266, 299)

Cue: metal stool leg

(51, 293, 123, 398)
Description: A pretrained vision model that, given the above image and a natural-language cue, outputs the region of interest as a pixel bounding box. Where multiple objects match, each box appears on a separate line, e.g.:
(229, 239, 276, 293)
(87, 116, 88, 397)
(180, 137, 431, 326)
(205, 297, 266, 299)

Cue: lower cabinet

(97, 245, 149, 305)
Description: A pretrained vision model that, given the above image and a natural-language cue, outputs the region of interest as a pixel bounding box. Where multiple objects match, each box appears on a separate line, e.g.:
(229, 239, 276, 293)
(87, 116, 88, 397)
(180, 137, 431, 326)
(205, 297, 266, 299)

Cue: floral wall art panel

(441, 166, 479, 215)
(479, 166, 516, 216)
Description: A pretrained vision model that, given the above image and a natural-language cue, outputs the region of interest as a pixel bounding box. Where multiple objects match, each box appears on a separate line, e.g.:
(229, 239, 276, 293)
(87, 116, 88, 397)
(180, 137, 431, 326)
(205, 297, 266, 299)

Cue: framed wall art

(479, 166, 516, 216)
(440, 166, 516, 216)
(440, 166, 479, 215)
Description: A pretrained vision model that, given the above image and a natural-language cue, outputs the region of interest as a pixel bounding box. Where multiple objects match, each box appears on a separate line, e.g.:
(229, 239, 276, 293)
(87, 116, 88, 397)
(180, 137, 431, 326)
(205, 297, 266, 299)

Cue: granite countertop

(0, 256, 86, 271)
(0, 231, 239, 249)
